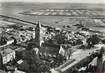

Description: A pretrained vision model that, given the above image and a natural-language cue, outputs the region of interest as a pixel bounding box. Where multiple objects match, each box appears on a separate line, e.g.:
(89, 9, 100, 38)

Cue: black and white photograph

(0, 0, 105, 73)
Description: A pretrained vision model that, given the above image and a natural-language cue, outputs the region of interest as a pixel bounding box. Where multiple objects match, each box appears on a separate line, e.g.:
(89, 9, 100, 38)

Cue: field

(21, 9, 105, 17)
(0, 2, 105, 33)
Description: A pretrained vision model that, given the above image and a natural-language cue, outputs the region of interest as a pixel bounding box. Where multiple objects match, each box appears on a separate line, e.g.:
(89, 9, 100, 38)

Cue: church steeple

(35, 21, 41, 48)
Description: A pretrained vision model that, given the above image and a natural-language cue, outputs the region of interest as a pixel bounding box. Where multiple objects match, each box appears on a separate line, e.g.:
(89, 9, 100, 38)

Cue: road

(52, 44, 105, 73)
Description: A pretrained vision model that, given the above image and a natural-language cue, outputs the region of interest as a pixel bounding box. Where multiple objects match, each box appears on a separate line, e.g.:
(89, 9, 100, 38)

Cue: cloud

(0, 0, 105, 3)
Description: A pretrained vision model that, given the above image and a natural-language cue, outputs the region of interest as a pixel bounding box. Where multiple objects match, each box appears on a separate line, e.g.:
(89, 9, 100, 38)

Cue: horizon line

(0, 1, 105, 4)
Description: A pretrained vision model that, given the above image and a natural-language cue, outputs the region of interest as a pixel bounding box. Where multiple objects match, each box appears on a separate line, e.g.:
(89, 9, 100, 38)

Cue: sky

(0, 0, 105, 3)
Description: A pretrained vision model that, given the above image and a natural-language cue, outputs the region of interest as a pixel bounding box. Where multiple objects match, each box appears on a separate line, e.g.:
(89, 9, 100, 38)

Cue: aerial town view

(0, 0, 105, 73)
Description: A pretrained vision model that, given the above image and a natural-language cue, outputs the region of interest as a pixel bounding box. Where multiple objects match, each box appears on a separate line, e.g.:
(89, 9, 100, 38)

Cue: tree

(22, 43, 41, 72)
(0, 37, 7, 45)
(22, 43, 49, 73)
(102, 39, 105, 44)
(86, 34, 101, 48)
(0, 53, 3, 69)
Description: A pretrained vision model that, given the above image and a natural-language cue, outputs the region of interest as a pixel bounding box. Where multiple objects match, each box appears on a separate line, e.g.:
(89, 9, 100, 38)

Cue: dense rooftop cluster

(0, 16, 105, 73)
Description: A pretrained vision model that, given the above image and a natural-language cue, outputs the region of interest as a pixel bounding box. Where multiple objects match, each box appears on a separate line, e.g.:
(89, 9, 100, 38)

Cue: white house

(1, 48, 15, 64)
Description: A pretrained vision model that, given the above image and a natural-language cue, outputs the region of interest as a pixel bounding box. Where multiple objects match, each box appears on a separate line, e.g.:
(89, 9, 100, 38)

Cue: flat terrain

(21, 8, 105, 17)
(0, 2, 105, 33)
